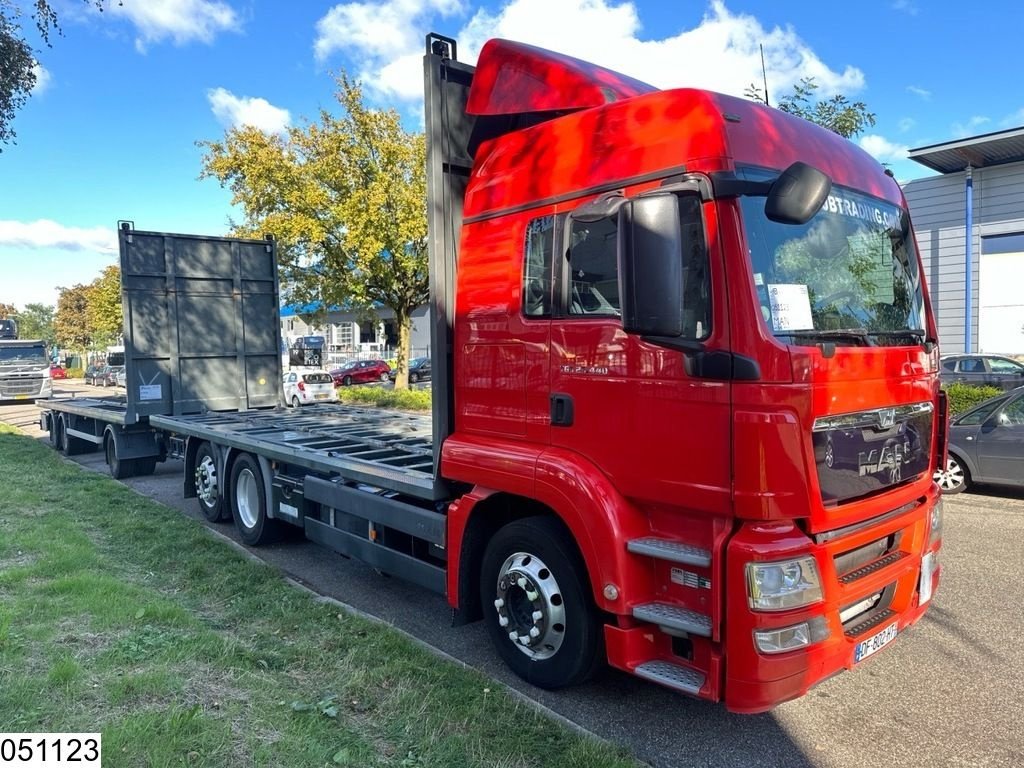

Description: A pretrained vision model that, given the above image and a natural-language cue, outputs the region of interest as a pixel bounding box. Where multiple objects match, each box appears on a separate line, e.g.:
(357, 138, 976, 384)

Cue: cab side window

(568, 217, 620, 316)
(523, 216, 554, 317)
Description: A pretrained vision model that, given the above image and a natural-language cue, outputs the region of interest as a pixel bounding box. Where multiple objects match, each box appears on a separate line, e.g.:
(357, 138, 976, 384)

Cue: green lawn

(0, 424, 637, 768)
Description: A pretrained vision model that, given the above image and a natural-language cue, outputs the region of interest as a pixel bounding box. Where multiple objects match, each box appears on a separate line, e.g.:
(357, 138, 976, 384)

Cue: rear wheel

(343, 375, 353, 387)
(480, 516, 602, 689)
(230, 454, 282, 546)
(105, 435, 133, 479)
(934, 455, 969, 494)
(59, 416, 86, 456)
(410, 372, 418, 383)
(194, 441, 227, 522)
(291, 395, 301, 408)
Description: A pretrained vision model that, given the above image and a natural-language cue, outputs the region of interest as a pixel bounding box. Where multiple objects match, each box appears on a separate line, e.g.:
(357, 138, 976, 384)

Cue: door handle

(550, 393, 574, 427)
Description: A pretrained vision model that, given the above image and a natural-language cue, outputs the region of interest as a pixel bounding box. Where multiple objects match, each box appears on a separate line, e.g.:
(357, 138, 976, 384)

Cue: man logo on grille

(878, 408, 896, 428)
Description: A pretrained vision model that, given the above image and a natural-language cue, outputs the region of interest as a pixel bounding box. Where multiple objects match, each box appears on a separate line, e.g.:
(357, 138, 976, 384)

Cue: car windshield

(0, 345, 48, 365)
(741, 181, 926, 347)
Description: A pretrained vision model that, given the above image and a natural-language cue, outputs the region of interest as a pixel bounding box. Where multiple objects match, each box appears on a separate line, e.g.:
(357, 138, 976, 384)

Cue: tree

(0, 301, 15, 318)
(85, 264, 122, 345)
(745, 77, 876, 139)
(13, 302, 54, 343)
(54, 283, 92, 351)
(199, 74, 428, 389)
(0, 1, 105, 148)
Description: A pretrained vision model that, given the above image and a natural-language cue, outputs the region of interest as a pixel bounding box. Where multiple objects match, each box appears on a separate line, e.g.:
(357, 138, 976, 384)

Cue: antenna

(760, 43, 770, 107)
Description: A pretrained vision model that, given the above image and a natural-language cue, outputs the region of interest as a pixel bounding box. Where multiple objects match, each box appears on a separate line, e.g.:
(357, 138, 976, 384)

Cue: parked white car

(282, 371, 337, 407)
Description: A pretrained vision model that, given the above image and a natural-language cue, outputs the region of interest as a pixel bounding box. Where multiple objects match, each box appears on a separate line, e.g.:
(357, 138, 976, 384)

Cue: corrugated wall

(903, 160, 1024, 354)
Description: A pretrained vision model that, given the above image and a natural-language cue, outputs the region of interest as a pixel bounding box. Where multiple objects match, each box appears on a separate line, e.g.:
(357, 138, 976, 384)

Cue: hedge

(943, 382, 1004, 414)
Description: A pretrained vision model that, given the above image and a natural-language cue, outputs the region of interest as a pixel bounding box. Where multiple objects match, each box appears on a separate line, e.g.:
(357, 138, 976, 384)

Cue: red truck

(42, 34, 945, 714)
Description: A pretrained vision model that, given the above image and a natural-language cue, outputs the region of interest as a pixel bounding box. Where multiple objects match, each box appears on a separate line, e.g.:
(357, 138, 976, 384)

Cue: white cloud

(207, 88, 291, 133)
(111, 0, 240, 50)
(32, 63, 52, 94)
(858, 135, 909, 164)
(315, 0, 867, 105)
(892, 0, 918, 16)
(906, 85, 930, 100)
(0, 220, 118, 254)
(898, 117, 915, 132)
(951, 115, 991, 138)
(999, 108, 1024, 128)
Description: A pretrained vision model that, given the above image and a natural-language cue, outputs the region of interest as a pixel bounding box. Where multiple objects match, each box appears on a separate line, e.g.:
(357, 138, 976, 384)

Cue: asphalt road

(3, 384, 1023, 768)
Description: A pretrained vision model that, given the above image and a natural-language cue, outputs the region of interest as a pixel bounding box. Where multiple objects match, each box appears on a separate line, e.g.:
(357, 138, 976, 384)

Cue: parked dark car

(329, 359, 392, 386)
(87, 365, 118, 387)
(940, 354, 1024, 391)
(389, 356, 431, 383)
(935, 386, 1024, 493)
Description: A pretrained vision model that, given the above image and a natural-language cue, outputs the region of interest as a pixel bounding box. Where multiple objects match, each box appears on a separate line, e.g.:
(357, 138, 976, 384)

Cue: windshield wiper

(865, 328, 926, 340)
(781, 329, 871, 344)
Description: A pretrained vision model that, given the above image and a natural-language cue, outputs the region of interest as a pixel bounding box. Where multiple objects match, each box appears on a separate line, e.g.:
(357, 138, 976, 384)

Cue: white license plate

(315, 393, 329, 400)
(854, 622, 898, 663)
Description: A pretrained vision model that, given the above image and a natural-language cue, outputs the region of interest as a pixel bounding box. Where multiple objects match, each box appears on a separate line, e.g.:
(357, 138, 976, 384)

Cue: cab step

(627, 537, 711, 567)
(633, 602, 712, 637)
(634, 660, 706, 696)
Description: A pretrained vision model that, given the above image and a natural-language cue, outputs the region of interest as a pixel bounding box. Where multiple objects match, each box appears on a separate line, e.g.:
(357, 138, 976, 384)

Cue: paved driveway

(3, 386, 1022, 767)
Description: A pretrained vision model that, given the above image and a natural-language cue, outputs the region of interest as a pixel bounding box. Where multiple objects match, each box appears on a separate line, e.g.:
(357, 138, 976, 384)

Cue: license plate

(919, 552, 935, 605)
(15, 394, 28, 400)
(854, 622, 898, 663)
(315, 394, 328, 400)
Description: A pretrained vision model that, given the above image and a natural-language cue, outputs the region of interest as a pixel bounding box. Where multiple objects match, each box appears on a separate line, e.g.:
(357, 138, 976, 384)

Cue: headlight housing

(929, 497, 943, 546)
(746, 557, 823, 611)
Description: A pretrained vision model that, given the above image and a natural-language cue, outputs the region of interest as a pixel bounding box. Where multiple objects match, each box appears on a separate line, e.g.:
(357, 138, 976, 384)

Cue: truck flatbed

(150, 404, 441, 500)
(44, 396, 130, 425)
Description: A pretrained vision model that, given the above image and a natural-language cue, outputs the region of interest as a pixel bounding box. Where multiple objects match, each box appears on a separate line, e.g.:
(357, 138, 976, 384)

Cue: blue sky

(2, 0, 1023, 309)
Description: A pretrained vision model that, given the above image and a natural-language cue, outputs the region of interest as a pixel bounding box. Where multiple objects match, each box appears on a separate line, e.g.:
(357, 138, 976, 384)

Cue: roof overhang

(908, 126, 1024, 174)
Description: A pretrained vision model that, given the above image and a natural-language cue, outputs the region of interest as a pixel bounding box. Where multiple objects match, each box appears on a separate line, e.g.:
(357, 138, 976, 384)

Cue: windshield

(741, 184, 926, 346)
(0, 345, 48, 365)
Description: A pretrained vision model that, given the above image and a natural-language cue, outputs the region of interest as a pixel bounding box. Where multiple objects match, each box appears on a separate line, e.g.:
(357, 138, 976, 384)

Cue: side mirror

(765, 162, 832, 225)
(619, 194, 685, 338)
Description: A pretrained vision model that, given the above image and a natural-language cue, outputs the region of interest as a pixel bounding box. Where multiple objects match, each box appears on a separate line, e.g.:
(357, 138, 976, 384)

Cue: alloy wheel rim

(933, 458, 964, 491)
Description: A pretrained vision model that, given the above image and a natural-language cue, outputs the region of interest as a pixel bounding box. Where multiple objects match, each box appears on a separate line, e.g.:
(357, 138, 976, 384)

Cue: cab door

(547, 193, 732, 515)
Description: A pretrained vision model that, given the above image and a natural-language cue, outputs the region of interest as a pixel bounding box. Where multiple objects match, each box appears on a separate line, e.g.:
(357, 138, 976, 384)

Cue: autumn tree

(54, 283, 92, 352)
(199, 74, 428, 388)
(745, 77, 876, 139)
(0, 301, 15, 318)
(85, 264, 122, 346)
(13, 302, 54, 343)
(0, 1, 105, 148)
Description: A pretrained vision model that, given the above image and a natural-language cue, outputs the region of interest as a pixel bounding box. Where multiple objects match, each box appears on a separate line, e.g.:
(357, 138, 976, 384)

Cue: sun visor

(466, 38, 656, 116)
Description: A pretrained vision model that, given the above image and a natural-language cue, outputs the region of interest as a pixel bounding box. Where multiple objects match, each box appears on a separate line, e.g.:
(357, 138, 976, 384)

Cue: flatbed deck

(150, 404, 442, 500)
(43, 396, 131, 426)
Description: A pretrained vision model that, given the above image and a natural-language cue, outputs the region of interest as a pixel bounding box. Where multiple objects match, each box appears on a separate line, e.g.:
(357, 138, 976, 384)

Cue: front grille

(0, 377, 44, 396)
(834, 536, 893, 578)
(838, 550, 907, 585)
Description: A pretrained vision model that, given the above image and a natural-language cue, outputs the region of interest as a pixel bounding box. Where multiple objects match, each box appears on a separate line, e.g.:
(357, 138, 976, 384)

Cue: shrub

(335, 386, 431, 411)
(64, 367, 84, 379)
(943, 382, 1004, 414)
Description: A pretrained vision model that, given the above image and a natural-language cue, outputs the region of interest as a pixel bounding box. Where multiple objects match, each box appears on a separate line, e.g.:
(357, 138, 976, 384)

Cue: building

(904, 127, 1024, 356)
(280, 303, 431, 366)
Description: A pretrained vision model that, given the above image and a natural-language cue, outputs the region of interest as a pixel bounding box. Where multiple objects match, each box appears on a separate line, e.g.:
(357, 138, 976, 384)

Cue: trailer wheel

(53, 415, 66, 452)
(58, 416, 86, 456)
(230, 453, 281, 546)
(194, 441, 227, 522)
(105, 435, 134, 479)
(480, 516, 602, 689)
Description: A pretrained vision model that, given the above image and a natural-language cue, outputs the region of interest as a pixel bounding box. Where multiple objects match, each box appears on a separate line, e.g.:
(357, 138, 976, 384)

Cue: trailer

(41, 33, 946, 713)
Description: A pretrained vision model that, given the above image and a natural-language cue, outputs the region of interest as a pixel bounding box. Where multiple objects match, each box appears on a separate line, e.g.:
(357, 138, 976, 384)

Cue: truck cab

(426, 36, 943, 712)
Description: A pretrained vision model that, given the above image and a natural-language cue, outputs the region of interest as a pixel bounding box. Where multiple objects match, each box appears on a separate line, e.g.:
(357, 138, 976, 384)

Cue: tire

(934, 454, 969, 494)
(105, 435, 134, 479)
(343, 375, 353, 387)
(58, 416, 86, 456)
(410, 372, 418, 383)
(194, 441, 227, 522)
(291, 395, 301, 408)
(229, 453, 282, 546)
(380, 372, 389, 382)
(480, 516, 603, 689)
(53, 415, 65, 452)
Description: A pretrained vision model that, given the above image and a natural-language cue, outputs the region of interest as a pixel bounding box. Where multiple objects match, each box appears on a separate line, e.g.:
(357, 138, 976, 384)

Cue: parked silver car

(282, 371, 337, 407)
(935, 386, 1024, 493)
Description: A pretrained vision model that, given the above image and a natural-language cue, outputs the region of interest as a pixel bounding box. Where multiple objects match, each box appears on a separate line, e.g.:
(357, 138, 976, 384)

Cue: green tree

(745, 77, 876, 139)
(85, 264, 122, 345)
(13, 302, 54, 343)
(54, 283, 92, 351)
(0, 1, 105, 148)
(199, 74, 428, 388)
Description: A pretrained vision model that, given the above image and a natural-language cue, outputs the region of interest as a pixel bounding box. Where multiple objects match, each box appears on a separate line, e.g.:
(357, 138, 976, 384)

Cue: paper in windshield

(767, 284, 814, 332)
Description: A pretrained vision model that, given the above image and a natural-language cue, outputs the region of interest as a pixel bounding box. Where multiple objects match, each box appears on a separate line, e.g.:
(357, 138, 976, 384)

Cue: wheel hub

(494, 552, 565, 660)
(933, 459, 963, 491)
(195, 456, 218, 504)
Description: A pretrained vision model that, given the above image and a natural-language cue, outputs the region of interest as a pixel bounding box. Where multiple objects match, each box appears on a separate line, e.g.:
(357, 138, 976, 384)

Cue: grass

(0, 423, 637, 768)
(335, 385, 432, 411)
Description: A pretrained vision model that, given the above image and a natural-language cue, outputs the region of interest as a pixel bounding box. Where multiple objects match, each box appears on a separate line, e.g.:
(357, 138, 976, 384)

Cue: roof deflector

(466, 38, 656, 117)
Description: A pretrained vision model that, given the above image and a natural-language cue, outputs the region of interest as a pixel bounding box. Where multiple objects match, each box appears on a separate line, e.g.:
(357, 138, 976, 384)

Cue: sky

(2, 0, 1023, 310)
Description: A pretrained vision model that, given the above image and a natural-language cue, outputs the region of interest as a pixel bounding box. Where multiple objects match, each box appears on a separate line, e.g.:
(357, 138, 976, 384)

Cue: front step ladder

(633, 602, 712, 637)
(635, 661, 706, 696)
(627, 537, 711, 567)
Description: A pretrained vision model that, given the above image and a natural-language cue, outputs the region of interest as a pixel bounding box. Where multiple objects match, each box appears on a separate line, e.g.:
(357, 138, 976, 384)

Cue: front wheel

(934, 455, 969, 494)
(194, 441, 227, 522)
(410, 372, 418, 383)
(480, 516, 602, 689)
(230, 453, 282, 546)
(380, 372, 389, 382)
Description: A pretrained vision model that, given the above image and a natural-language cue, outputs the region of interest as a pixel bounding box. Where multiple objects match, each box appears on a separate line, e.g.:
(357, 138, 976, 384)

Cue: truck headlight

(746, 557, 823, 611)
(754, 617, 830, 654)
(929, 497, 943, 546)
